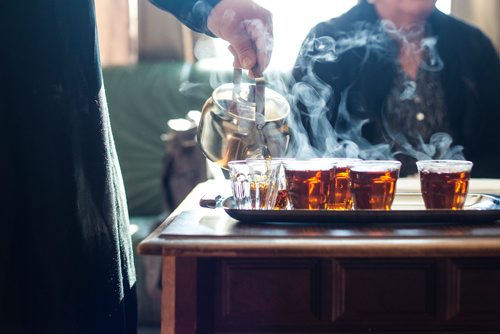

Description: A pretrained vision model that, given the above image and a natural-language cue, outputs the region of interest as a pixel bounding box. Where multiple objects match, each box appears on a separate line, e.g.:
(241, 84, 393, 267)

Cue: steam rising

(284, 18, 464, 170)
(180, 5, 464, 174)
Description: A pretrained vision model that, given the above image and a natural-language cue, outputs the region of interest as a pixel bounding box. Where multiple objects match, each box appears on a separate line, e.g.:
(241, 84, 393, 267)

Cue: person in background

(291, 0, 500, 177)
(0, 1, 271, 333)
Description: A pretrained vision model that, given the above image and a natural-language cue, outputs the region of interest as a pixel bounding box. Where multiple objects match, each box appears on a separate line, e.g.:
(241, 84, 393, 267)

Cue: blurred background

(96, 0, 499, 68)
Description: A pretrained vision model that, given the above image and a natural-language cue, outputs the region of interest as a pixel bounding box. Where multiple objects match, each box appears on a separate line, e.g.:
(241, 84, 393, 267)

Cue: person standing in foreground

(0, 1, 271, 333)
(291, 0, 500, 177)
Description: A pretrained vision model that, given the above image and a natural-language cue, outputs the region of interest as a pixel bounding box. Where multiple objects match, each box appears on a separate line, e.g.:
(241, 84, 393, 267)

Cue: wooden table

(138, 180, 500, 334)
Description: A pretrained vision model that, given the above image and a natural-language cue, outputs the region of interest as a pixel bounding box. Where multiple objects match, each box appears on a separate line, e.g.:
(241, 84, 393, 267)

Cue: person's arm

(467, 32, 500, 177)
(149, 0, 273, 77)
(149, 0, 219, 35)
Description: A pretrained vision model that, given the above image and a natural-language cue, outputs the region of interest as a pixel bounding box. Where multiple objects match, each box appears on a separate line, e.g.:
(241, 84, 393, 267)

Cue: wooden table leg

(162, 256, 198, 334)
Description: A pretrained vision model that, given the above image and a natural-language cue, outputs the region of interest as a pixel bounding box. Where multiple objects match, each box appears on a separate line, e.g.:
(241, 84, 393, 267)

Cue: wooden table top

(138, 180, 500, 258)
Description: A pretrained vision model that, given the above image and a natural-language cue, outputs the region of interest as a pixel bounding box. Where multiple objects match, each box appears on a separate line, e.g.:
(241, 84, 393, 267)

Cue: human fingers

(207, 0, 273, 74)
(244, 18, 273, 77)
(228, 45, 242, 68)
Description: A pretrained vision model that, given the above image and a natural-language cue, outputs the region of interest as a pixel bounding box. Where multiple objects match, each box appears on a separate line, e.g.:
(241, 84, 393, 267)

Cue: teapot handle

(232, 68, 242, 101)
(254, 76, 266, 129)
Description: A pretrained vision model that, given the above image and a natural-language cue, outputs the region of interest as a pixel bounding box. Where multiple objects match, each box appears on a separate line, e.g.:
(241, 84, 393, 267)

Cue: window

(198, 0, 451, 71)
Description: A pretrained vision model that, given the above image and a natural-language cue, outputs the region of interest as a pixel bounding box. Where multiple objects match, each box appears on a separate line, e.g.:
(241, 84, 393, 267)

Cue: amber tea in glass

(270, 158, 295, 210)
(283, 160, 335, 210)
(320, 158, 361, 210)
(416, 160, 473, 210)
(350, 161, 401, 210)
(274, 189, 289, 209)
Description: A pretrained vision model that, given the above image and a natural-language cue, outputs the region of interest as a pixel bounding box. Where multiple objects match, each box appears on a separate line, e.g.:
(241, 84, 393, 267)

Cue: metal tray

(200, 193, 500, 224)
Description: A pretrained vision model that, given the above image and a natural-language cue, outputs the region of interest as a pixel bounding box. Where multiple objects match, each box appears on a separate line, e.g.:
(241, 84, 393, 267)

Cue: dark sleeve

(149, 0, 220, 35)
(467, 31, 500, 177)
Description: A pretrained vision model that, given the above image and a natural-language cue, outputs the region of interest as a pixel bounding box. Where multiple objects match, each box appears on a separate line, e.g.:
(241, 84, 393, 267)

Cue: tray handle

(199, 194, 223, 209)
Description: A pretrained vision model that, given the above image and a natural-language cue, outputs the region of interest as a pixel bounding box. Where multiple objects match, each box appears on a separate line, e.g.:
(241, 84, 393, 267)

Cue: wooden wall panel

(95, 0, 138, 66)
(333, 259, 438, 327)
(447, 258, 500, 327)
(215, 259, 324, 330)
(199, 257, 500, 333)
(452, 0, 500, 52)
(137, 0, 184, 61)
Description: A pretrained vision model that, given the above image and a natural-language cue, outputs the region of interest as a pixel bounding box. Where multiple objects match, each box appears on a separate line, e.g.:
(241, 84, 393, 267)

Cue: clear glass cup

(416, 160, 473, 210)
(350, 160, 402, 210)
(315, 158, 362, 210)
(282, 159, 336, 210)
(269, 158, 295, 210)
(228, 159, 281, 210)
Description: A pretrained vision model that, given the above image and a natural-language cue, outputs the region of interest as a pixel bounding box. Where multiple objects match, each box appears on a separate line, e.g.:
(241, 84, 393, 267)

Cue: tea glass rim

(282, 159, 336, 171)
(245, 157, 284, 165)
(228, 160, 248, 165)
(350, 160, 402, 172)
(416, 159, 473, 171)
(311, 157, 362, 167)
(230, 159, 283, 176)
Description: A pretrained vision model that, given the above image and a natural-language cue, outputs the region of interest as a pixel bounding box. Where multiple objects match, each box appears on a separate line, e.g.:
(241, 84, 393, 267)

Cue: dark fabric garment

(0, 1, 137, 333)
(150, 0, 220, 36)
(0, 1, 215, 333)
(291, 2, 500, 177)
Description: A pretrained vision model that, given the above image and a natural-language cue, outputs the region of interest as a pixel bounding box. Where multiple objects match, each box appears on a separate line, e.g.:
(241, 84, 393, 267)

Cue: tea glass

(228, 159, 281, 210)
(416, 160, 473, 210)
(283, 159, 336, 210)
(265, 158, 297, 210)
(316, 158, 362, 210)
(350, 160, 402, 210)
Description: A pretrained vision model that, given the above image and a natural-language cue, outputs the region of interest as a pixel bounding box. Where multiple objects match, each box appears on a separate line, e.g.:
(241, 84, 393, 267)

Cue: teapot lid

(212, 83, 290, 122)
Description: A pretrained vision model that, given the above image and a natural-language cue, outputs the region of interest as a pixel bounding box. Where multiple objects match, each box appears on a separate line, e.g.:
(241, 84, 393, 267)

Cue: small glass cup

(416, 160, 473, 210)
(316, 158, 362, 210)
(267, 158, 296, 210)
(228, 159, 281, 210)
(350, 160, 402, 210)
(283, 159, 336, 210)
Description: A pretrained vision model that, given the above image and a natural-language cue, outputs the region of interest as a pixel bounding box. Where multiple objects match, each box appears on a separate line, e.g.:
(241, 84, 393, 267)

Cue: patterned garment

(384, 56, 450, 176)
(385, 63, 449, 145)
